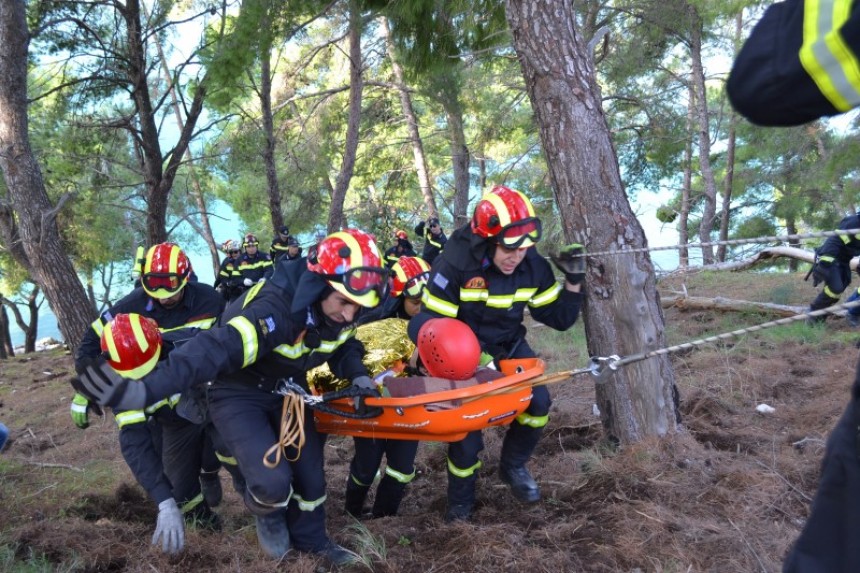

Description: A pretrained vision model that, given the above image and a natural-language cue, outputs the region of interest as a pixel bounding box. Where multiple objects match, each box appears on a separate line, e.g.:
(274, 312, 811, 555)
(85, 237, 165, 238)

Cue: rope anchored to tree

(566, 228, 860, 259)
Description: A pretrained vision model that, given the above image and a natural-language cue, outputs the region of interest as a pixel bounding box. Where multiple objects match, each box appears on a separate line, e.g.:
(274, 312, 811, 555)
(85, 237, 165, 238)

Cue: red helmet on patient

(417, 318, 481, 380)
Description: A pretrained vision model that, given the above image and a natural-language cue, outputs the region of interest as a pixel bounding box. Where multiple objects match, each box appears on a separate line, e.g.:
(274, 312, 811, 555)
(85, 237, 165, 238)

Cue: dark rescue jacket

(236, 251, 274, 285)
(817, 212, 860, 264)
(408, 224, 582, 355)
(728, 0, 860, 126)
(74, 282, 224, 369)
(74, 283, 224, 507)
(135, 258, 369, 403)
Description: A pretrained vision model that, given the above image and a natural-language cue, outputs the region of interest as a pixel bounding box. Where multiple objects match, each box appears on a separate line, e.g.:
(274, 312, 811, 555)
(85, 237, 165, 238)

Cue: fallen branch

(660, 294, 806, 317)
(20, 460, 84, 472)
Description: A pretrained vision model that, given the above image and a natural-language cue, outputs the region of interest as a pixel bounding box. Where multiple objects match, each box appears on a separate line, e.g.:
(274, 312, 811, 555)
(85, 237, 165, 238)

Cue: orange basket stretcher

(312, 357, 545, 442)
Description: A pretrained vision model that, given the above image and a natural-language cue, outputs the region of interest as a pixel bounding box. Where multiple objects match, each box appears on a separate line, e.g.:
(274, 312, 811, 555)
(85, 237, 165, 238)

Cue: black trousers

(784, 359, 860, 573)
(447, 340, 549, 506)
(208, 384, 330, 552)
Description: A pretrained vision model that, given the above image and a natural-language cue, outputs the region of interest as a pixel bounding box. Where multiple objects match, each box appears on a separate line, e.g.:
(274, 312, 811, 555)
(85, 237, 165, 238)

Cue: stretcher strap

(263, 393, 306, 468)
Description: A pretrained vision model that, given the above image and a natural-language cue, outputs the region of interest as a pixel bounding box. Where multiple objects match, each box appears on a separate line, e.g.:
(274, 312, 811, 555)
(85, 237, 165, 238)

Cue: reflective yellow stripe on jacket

(800, 0, 860, 111)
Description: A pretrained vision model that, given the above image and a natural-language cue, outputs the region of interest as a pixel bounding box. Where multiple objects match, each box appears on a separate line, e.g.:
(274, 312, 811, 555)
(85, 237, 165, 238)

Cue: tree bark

(680, 83, 694, 268)
(146, 0, 220, 274)
(717, 13, 742, 264)
(327, 0, 363, 232)
(121, 0, 208, 245)
(506, 0, 679, 443)
(260, 41, 285, 235)
(688, 5, 717, 265)
(381, 17, 438, 220)
(0, 304, 12, 358)
(0, 0, 95, 351)
(437, 81, 471, 228)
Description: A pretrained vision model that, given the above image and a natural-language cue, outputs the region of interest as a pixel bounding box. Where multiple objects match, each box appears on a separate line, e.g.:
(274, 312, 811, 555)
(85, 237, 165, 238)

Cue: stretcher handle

(313, 386, 384, 419)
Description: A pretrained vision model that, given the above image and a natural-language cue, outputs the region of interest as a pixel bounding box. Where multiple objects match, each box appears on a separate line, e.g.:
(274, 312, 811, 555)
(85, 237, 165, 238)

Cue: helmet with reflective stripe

(417, 318, 481, 380)
(390, 256, 431, 298)
(222, 239, 241, 254)
(243, 233, 259, 248)
(471, 185, 542, 248)
(100, 313, 162, 378)
(141, 243, 191, 298)
(307, 229, 388, 307)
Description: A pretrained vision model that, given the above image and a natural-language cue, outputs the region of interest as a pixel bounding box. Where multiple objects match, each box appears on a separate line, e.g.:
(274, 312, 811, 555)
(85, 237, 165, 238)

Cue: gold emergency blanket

(307, 318, 415, 393)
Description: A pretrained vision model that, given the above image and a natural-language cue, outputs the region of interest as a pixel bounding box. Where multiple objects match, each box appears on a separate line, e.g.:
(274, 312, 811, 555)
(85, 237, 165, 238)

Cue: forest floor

(0, 269, 856, 572)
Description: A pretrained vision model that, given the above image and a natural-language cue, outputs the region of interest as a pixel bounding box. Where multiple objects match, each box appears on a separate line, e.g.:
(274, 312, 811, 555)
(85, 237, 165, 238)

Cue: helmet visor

(497, 218, 542, 249)
(404, 271, 430, 298)
(141, 272, 186, 296)
(328, 266, 391, 298)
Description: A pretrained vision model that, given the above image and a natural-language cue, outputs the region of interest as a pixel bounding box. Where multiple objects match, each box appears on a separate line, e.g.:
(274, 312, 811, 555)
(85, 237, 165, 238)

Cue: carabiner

(588, 355, 620, 383)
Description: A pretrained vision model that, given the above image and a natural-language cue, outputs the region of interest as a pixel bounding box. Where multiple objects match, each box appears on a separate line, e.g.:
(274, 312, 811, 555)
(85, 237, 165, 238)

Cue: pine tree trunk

(328, 0, 363, 233)
(688, 8, 717, 265)
(0, 0, 95, 351)
(260, 43, 285, 235)
(506, 0, 679, 443)
(381, 17, 438, 219)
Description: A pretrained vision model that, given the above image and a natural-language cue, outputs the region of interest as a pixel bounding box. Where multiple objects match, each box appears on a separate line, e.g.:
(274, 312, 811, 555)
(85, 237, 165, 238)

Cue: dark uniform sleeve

(73, 296, 143, 370)
(407, 257, 464, 342)
(139, 301, 281, 404)
(728, 0, 860, 126)
(117, 410, 173, 504)
(527, 257, 583, 331)
(327, 335, 369, 382)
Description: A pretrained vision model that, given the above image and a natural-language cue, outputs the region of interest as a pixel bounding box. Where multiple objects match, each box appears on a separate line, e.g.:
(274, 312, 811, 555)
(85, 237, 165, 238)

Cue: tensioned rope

(567, 227, 860, 259)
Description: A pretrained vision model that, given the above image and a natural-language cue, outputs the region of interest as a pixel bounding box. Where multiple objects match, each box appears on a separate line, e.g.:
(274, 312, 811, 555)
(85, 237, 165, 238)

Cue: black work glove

(415, 221, 426, 236)
(550, 243, 586, 285)
(70, 355, 147, 410)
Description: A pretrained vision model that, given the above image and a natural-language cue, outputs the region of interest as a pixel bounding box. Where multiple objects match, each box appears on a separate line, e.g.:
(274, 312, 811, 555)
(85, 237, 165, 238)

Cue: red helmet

(394, 229, 408, 240)
(141, 243, 191, 299)
(417, 318, 481, 380)
(390, 256, 431, 298)
(471, 185, 542, 248)
(100, 313, 162, 378)
(307, 229, 388, 307)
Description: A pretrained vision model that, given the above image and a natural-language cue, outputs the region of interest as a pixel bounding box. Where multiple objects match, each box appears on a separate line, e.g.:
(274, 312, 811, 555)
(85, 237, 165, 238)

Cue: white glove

(152, 498, 185, 554)
(243, 278, 253, 287)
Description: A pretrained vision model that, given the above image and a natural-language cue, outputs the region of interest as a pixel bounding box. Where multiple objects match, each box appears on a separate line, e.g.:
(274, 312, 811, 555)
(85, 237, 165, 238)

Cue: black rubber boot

(254, 508, 290, 559)
(311, 541, 360, 567)
(446, 472, 477, 522)
(344, 478, 370, 518)
(498, 464, 540, 503)
(185, 501, 222, 532)
(199, 470, 223, 508)
(445, 502, 474, 523)
(371, 475, 406, 518)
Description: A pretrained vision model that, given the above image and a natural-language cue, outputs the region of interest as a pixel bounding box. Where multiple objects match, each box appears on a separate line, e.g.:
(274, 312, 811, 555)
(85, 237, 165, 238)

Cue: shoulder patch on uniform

(433, 272, 449, 290)
(464, 277, 486, 289)
(259, 316, 276, 336)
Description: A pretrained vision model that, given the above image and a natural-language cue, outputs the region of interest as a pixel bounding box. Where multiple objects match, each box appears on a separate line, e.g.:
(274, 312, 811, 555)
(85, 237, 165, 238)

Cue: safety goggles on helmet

(495, 217, 542, 249)
(323, 266, 391, 299)
(141, 271, 189, 296)
(403, 271, 430, 298)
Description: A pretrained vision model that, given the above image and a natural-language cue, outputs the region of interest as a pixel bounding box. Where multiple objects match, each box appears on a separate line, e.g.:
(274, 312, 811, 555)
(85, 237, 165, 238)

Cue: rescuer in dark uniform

(72, 230, 389, 567)
(414, 216, 447, 264)
(407, 185, 586, 521)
